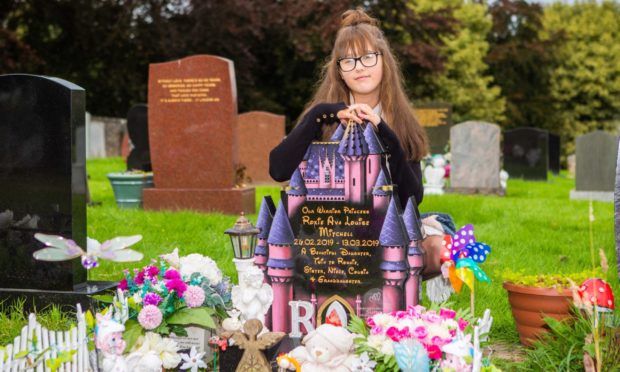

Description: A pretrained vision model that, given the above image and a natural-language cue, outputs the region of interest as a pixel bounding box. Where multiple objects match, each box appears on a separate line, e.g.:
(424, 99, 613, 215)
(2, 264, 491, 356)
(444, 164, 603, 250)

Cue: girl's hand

(342, 103, 381, 127)
(337, 106, 363, 124)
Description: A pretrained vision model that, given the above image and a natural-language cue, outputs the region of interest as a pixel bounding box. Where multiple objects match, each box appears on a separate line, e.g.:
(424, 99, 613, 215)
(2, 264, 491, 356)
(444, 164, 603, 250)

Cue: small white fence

(0, 304, 90, 372)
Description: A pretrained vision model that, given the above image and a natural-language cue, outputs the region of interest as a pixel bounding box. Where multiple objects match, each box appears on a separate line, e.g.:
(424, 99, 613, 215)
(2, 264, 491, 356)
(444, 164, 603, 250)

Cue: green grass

(2, 157, 618, 362)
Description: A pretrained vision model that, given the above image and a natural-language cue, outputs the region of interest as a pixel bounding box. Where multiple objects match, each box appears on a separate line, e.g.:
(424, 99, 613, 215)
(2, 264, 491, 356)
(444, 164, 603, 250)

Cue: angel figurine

(222, 319, 285, 372)
(231, 265, 273, 326)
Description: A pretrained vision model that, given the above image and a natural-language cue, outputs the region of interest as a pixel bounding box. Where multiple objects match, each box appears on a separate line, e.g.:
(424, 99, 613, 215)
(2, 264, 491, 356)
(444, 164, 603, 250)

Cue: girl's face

(338, 46, 383, 101)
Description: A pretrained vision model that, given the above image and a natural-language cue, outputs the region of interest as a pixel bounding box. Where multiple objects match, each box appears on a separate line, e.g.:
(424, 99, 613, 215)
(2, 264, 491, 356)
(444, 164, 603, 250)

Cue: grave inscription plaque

(144, 55, 255, 214)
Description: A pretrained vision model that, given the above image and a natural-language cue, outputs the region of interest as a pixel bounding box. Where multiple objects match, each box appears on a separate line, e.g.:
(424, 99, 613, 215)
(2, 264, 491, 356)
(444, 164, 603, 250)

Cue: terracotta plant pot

(503, 281, 573, 346)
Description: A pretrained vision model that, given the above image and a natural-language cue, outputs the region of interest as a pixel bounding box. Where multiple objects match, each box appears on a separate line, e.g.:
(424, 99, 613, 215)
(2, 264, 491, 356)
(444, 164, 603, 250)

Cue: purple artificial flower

(118, 278, 128, 291)
(134, 271, 145, 285)
(145, 265, 159, 278)
(165, 278, 187, 296)
(144, 292, 163, 306)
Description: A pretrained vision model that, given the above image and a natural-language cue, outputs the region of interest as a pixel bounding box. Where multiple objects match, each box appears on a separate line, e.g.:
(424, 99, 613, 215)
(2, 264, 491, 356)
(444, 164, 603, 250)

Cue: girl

(270, 8, 428, 212)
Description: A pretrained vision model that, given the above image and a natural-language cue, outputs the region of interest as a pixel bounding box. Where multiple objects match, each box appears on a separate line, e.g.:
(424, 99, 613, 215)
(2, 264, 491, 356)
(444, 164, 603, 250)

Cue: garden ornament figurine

(423, 154, 447, 195)
(231, 265, 274, 327)
(288, 323, 356, 372)
(95, 312, 128, 372)
(222, 319, 285, 372)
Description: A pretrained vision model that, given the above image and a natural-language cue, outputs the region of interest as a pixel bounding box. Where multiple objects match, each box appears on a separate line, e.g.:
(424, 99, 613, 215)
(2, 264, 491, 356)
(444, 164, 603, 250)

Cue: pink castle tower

(363, 123, 385, 198)
(372, 169, 392, 213)
(379, 198, 409, 313)
(299, 148, 310, 178)
(254, 196, 275, 279)
(266, 201, 295, 333)
(338, 123, 368, 204)
(318, 149, 337, 189)
(287, 168, 307, 216)
(403, 196, 424, 307)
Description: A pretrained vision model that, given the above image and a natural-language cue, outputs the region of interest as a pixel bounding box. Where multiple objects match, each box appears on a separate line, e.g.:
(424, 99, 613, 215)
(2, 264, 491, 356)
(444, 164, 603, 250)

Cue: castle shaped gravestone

(259, 122, 424, 334)
(0, 74, 113, 309)
(144, 55, 255, 214)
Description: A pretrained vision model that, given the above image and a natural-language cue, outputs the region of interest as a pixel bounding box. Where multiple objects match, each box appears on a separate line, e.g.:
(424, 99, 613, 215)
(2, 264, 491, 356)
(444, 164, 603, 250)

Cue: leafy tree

(413, 0, 506, 124)
(542, 1, 620, 156)
(486, 0, 561, 132)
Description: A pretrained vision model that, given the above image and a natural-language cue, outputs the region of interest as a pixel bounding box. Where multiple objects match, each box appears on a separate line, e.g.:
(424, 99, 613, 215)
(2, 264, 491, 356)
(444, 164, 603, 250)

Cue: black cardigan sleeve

(377, 120, 424, 207)
(269, 102, 346, 182)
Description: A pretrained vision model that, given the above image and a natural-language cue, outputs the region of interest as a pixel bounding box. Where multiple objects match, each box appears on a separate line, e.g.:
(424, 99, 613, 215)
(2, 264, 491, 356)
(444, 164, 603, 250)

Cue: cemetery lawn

(2, 157, 618, 364)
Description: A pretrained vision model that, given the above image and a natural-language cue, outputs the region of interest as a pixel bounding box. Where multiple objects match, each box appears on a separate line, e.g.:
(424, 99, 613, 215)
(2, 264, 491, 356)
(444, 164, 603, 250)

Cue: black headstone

(416, 103, 452, 154)
(503, 127, 549, 181)
(0, 74, 113, 309)
(548, 133, 560, 175)
(126, 104, 151, 171)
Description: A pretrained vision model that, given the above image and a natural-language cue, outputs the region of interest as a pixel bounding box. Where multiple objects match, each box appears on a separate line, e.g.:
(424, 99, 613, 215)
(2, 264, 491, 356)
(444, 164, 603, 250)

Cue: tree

(542, 1, 620, 156)
(412, 0, 506, 124)
(486, 0, 561, 131)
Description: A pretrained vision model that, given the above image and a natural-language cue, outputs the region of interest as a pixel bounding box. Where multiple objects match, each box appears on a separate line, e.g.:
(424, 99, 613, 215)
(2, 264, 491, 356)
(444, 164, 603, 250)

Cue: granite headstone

(450, 121, 502, 194)
(548, 133, 560, 175)
(237, 111, 285, 184)
(503, 127, 549, 181)
(0, 74, 113, 308)
(570, 130, 618, 201)
(143, 55, 255, 214)
(416, 103, 452, 154)
(126, 104, 151, 171)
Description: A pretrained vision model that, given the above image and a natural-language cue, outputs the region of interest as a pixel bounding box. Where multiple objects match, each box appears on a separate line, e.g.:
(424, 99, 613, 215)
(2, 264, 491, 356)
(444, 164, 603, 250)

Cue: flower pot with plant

(107, 171, 154, 208)
(502, 270, 597, 346)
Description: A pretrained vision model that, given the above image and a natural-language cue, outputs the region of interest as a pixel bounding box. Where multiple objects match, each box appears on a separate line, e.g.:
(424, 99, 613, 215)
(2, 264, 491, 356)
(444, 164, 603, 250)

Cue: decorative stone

(143, 55, 255, 214)
(450, 121, 502, 195)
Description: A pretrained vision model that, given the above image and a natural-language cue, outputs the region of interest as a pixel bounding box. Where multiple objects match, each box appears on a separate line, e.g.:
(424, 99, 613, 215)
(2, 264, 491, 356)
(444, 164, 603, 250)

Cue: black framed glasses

(337, 52, 382, 72)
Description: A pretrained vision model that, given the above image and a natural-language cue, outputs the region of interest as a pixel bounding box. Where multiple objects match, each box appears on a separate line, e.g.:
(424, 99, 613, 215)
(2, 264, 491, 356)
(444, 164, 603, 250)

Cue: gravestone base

(569, 190, 614, 202)
(448, 187, 505, 196)
(0, 280, 117, 313)
(143, 187, 255, 214)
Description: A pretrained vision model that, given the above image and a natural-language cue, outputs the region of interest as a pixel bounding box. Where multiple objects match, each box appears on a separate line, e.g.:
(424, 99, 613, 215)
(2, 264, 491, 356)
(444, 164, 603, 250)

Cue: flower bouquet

(348, 305, 499, 372)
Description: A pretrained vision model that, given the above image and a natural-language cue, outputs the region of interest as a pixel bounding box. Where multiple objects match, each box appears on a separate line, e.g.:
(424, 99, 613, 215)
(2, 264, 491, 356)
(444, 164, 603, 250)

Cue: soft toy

(288, 324, 355, 372)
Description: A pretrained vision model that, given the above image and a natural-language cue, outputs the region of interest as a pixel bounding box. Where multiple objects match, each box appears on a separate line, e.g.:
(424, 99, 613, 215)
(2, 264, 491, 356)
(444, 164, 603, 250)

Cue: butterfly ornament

(33, 233, 143, 269)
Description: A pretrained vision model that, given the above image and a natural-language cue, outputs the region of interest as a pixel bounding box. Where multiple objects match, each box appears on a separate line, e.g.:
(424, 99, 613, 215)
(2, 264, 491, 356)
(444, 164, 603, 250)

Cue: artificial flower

(350, 352, 377, 372)
(179, 346, 207, 372)
(138, 305, 163, 330)
(131, 332, 181, 369)
(179, 253, 223, 285)
(132, 292, 143, 304)
(184, 285, 206, 308)
(118, 278, 128, 291)
(165, 278, 188, 296)
(143, 293, 162, 306)
(164, 268, 181, 280)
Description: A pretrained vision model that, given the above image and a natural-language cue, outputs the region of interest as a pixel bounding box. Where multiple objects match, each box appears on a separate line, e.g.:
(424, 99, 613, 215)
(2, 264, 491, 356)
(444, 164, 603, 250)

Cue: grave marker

(416, 103, 452, 154)
(143, 55, 255, 214)
(503, 127, 549, 181)
(126, 104, 151, 171)
(570, 130, 618, 201)
(237, 111, 285, 184)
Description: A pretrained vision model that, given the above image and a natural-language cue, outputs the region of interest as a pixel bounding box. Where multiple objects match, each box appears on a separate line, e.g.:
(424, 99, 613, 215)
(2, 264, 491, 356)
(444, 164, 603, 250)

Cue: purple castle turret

(338, 123, 369, 204)
(330, 123, 346, 141)
(372, 169, 392, 213)
(363, 123, 386, 197)
(403, 196, 424, 307)
(287, 168, 307, 216)
(266, 201, 295, 332)
(255, 196, 275, 279)
(379, 198, 409, 312)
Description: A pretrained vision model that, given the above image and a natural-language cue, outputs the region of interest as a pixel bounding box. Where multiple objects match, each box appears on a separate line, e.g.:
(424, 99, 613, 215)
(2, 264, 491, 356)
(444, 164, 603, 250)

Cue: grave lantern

(225, 212, 261, 274)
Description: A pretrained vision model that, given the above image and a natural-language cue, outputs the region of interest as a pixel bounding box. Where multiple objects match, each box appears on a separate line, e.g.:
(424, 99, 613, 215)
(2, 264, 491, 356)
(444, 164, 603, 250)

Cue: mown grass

(2, 157, 618, 364)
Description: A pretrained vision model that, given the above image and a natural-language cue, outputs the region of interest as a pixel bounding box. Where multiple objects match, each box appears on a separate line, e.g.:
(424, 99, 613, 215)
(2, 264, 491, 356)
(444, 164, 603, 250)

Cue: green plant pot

(107, 172, 154, 209)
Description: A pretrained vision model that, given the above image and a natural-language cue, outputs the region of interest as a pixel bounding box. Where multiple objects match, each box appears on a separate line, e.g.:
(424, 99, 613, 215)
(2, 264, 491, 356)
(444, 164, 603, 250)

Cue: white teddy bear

(287, 324, 356, 372)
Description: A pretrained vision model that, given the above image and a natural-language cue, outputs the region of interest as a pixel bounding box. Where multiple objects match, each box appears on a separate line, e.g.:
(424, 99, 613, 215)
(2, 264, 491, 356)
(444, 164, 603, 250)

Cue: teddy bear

(287, 324, 356, 372)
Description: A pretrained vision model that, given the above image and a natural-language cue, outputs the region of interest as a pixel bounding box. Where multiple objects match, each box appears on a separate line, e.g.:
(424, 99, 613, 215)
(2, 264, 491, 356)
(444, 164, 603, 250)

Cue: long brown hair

(301, 7, 428, 161)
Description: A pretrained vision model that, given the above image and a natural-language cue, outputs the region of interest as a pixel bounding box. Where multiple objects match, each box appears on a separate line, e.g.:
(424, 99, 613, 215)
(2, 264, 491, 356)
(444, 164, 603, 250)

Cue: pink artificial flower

(165, 278, 187, 296)
(370, 325, 383, 335)
(386, 326, 410, 342)
(444, 164, 451, 178)
(366, 317, 376, 328)
(449, 329, 457, 337)
(164, 269, 181, 280)
(431, 336, 450, 347)
(414, 326, 428, 340)
(439, 308, 456, 320)
(183, 285, 206, 308)
(134, 270, 145, 285)
(145, 266, 159, 278)
(458, 318, 469, 331)
(422, 311, 441, 324)
(426, 344, 443, 360)
(138, 305, 162, 330)
(392, 310, 408, 320)
(144, 293, 162, 306)
(118, 278, 128, 291)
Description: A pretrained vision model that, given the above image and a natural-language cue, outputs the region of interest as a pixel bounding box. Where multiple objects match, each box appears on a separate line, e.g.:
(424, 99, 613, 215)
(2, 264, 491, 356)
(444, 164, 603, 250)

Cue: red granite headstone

(238, 111, 285, 184)
(143, 55, 255, 214)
